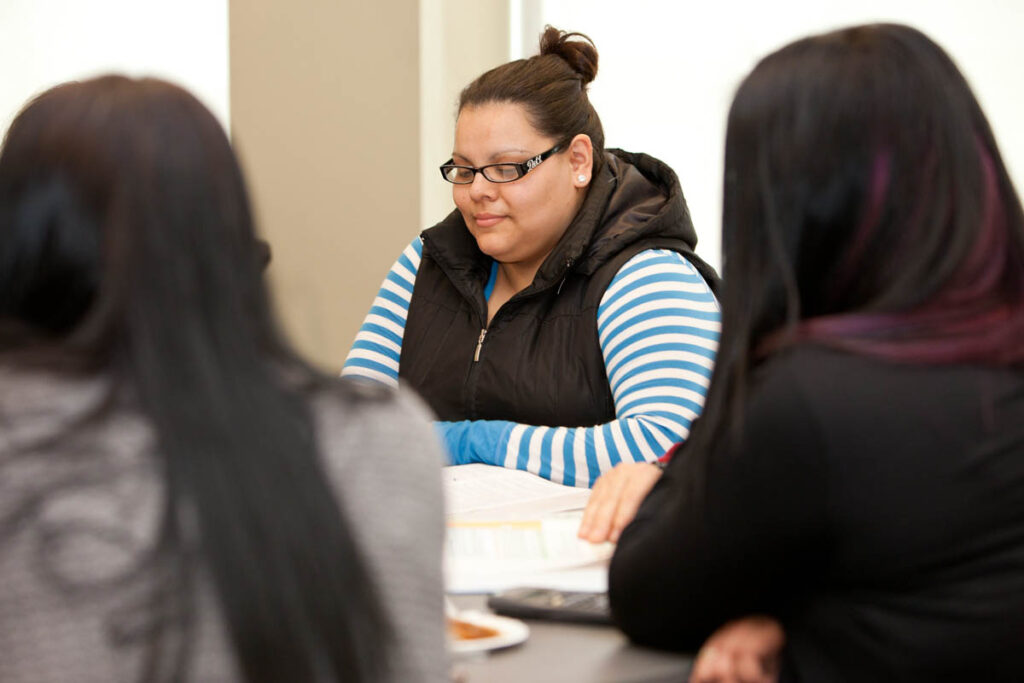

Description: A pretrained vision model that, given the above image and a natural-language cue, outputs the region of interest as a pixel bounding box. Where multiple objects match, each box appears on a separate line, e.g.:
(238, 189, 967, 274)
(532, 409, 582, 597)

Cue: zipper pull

(473, 328, 487, 362)
(556, 256, 575, 295)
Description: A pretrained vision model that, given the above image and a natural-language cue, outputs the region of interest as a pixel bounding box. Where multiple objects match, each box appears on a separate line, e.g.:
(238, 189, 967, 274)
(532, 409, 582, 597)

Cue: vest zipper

(556, 256, 575, 295)
(468, 254, 572, 408)
(473, 328, 487, 362)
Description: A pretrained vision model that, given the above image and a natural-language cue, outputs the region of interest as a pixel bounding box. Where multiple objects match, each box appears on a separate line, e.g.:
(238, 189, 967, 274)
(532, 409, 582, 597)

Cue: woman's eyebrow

(451, 147, 532, 163)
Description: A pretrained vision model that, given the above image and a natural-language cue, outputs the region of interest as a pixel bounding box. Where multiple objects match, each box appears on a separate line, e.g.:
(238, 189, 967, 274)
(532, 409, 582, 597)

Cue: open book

(443, 464, 612, 593)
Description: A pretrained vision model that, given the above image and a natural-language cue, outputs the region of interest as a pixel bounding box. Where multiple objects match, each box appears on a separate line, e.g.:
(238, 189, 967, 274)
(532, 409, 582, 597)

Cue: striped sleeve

(435, 249, 720, 488)
(341, 237, 422, 386)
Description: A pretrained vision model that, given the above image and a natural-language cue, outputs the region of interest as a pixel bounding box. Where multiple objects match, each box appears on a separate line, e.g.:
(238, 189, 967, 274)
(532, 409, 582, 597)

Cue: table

(450, 594, 693, 683)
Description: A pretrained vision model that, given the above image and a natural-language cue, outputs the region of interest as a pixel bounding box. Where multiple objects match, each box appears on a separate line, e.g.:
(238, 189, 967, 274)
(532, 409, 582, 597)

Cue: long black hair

(0, 76, 391, 682)
(687, 23, 1024, 463)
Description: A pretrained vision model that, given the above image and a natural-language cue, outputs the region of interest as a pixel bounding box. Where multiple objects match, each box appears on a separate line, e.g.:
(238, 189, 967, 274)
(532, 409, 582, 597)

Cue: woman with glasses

(343, 27, 720, 488)
(0, 76, 447, 682)
(609, 24, 1024, 682)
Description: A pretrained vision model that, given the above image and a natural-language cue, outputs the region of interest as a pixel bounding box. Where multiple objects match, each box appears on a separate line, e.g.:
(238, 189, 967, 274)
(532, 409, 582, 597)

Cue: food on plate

(447, 616, 500, 640)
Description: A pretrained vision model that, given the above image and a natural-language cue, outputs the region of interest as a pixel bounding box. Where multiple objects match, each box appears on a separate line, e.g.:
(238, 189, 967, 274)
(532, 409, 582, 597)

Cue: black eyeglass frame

(439, 141, 567, 184)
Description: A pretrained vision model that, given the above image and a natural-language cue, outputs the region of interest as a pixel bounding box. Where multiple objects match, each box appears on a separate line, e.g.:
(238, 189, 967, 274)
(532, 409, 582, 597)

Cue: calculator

(487, 587, 613, 625)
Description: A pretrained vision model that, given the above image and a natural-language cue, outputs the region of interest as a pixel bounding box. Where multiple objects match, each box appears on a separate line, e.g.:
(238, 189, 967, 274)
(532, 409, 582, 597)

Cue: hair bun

(539, 26, 599, 85)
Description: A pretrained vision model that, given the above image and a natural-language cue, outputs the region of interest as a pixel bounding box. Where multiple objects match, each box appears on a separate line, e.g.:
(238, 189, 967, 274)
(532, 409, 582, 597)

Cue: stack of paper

(443, 464, 612, 593)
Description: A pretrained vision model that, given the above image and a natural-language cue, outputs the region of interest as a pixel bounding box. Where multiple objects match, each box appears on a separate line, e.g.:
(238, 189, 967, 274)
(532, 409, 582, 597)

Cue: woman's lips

(474, 213, 505, 228)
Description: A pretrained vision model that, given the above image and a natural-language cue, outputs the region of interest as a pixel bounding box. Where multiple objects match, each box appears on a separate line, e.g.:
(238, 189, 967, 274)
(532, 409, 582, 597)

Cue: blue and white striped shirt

(343, 237, 720, 487)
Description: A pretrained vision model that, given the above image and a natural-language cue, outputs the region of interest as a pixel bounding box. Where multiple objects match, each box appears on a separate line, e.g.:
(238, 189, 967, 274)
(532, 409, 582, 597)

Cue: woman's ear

(568, 134, 594, 187)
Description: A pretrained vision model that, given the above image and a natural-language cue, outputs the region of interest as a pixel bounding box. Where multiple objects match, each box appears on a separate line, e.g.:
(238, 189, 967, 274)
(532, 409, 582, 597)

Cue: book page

(443, 465, 612, 593)
(443, 463, 591, 520)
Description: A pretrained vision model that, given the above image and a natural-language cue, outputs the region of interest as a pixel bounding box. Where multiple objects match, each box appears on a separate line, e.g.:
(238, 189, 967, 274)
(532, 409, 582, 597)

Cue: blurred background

(3, 0, 1022, 370)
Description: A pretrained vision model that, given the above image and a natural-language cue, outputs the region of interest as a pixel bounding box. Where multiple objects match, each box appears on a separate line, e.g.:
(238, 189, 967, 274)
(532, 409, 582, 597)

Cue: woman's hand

(689, 616, 785, 683)
(577, 461, 663, 543)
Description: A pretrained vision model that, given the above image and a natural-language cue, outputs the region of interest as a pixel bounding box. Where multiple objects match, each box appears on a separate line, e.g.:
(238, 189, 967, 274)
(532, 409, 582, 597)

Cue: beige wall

(230, 0, 421, 371)
(230, 0, 510, 371)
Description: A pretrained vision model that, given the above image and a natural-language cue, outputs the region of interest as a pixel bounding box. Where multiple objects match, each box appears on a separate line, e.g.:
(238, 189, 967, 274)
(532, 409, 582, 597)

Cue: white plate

(448, 610, 530, 655)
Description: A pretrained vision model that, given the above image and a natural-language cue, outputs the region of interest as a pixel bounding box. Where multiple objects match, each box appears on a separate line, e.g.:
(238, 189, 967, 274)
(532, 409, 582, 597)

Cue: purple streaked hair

(681, 23, 1024, 475)
(781, 145, 1024, 365)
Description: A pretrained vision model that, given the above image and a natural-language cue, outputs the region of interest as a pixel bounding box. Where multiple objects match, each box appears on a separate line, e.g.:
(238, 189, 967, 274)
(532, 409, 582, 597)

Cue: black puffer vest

(400, 150, 719, 427)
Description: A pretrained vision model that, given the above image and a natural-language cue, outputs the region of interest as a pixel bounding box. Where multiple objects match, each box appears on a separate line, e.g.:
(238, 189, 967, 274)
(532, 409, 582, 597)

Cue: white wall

(0, 0, 229, 137)
(527, 0, 1024, 271)
(420, 1, 510, 232)
(5, 1, 1020, 279)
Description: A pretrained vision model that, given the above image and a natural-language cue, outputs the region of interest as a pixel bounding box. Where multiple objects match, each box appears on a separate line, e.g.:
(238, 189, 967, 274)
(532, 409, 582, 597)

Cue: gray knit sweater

(0, 365, 448, 682)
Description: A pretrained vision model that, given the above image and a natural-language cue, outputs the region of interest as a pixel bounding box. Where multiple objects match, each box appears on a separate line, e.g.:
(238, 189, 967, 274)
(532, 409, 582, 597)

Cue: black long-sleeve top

(609, 345, 1024, 682)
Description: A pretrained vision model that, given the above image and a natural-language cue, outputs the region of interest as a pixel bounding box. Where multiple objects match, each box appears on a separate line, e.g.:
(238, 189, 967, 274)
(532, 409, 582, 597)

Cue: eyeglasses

(439, 142, 565, 184)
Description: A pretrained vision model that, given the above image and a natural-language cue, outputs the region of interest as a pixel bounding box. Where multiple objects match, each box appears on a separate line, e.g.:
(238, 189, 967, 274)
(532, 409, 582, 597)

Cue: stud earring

(578, 175, 586, 182)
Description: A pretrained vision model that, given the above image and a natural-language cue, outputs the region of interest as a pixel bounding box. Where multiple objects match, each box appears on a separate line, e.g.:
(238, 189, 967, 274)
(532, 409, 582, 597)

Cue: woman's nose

(467, 171, 496, 201)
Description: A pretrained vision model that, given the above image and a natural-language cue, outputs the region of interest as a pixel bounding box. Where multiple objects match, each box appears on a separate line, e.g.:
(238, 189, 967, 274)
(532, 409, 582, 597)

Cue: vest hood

(567, 149, 698, 276)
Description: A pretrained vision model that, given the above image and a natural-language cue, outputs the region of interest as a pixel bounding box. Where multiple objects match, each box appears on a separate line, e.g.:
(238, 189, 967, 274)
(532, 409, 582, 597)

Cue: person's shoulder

(753, 344, 853, 391)
(307, 377, 445, 563)
(608, 248, 700, 281)
(605, 248, 719, 305)
(750, 344, 928, 427)
(392, 235, 425, 267)
(308, 377, 442, 484)
(766, 343, 1024, 419)
(310, 376, 433, 439)
(626, 248, 709, 279)
(419, 209, 466, 243)
(740, 345, 859, 424)
(758, 343, 926, 393)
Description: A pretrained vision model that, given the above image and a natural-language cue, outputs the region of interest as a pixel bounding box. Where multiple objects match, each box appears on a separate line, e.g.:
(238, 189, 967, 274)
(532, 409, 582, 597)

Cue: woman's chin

(473, 236, 514, 261)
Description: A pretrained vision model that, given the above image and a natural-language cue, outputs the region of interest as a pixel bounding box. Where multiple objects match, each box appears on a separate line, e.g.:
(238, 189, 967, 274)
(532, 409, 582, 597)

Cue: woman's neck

(497, 259, 543, 294)
(486, 259, 544, 325)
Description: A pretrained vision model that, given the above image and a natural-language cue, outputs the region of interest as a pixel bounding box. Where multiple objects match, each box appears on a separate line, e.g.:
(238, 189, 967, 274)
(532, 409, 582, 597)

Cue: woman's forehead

(453, 102, 549, 160)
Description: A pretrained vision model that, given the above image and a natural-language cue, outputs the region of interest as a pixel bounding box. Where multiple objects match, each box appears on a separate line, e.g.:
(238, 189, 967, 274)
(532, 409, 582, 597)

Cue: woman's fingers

(609, 463, 662, 542)
(578, 462, 662, 543)
(691, 646, 771, 683)
(578, 465, 628, 542)
(735, 652, 773, 683)
(688, 616, 785, 683)
(691, 644, 730, 682)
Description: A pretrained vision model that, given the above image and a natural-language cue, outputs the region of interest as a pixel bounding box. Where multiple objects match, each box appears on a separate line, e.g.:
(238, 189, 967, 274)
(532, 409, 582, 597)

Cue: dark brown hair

(0, 76, 391, 682)
(685, 23, 1024, 485)
(459, 26, 605, 172)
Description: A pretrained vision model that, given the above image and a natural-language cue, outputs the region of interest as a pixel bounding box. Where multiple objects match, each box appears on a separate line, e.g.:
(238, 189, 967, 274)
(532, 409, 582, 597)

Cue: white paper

(442, 465, 612, 594)
(443, 463, 591, 520)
